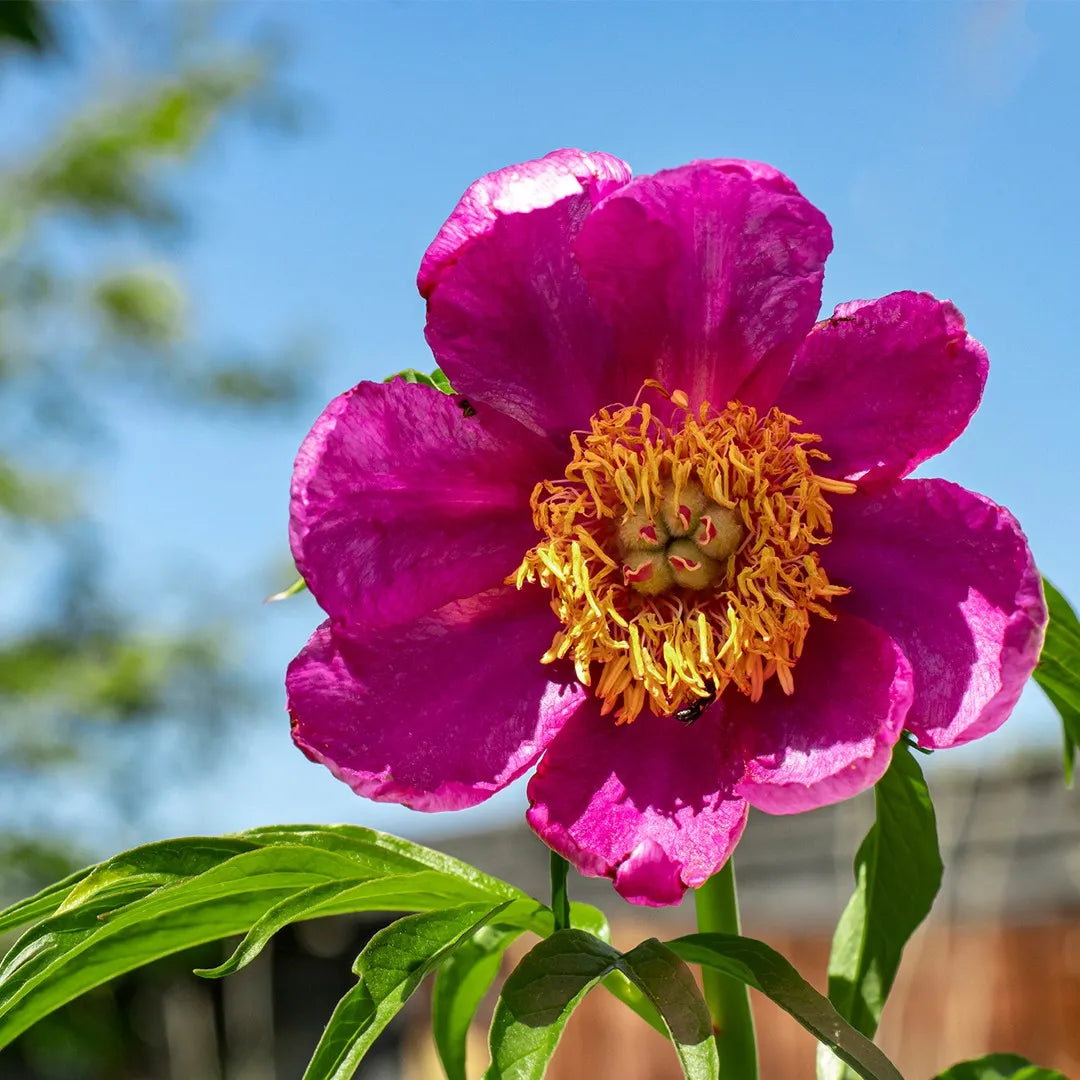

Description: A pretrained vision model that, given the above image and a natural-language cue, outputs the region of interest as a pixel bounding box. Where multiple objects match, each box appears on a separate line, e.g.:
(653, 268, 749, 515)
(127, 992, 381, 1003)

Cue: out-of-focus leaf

(23, 63, 264, 225)
(0, 629, 231, 727)
(932, 1054, 1067, 1079)
(302, 904, 508, 1080)
(667, 933, 902, 1080)
(1033, 578, 1080, 784)
(486, 930, 717, 1080)
(819, 744, 942, 1079)
(0, 460, 77, 524)
(198, 362, 303, 408)
(0, 0, 55, 54)
(92, 266, 186, 345)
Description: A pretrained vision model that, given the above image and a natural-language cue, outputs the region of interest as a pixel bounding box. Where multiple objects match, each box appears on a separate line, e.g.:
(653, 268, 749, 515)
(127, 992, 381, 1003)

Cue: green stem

(550, 850, 571, 931)
(695, 859, 758, 1079)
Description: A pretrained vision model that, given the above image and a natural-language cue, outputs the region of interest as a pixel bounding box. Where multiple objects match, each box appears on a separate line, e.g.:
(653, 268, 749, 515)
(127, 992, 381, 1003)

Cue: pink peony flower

(286, 150, 1046, 906)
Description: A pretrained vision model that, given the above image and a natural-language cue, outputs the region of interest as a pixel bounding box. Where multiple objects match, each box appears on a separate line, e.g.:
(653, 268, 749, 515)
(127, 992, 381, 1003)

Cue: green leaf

(618, 939, 717, 1079)
(0, 869, 93, 937)
(820, 742, 942, 1080)
(383, 368, 456, 393)
(558, 901, 669, 1037)
(0, 826, 526, 1049)
(1032, 578, 1080, 784)
(667, 933, 902, 1080)
(433, 923, 524, 1080)
(486, 930, 716, 1080)
(567, 902, 609, 942)
(196, 870, 500, 979)
(302, 903, 507, 1080)
(93, 266, 186, 345)
(238, 824, 523, 899)
(932, 1054, 1068, 1080)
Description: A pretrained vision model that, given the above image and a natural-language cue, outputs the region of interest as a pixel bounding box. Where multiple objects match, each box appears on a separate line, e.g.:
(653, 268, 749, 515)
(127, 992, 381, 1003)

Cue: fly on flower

(286, 151, 1046, 906)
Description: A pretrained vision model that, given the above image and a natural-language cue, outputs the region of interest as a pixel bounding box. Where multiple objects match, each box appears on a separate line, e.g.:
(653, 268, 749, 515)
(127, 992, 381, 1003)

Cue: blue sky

(6, 1, 1079, 849)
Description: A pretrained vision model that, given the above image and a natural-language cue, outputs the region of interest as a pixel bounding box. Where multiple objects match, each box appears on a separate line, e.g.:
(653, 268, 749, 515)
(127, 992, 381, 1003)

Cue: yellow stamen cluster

(510, 386, 857, 723)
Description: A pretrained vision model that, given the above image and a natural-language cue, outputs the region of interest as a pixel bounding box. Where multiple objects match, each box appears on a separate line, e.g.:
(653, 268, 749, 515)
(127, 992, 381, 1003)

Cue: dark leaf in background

(0, 0, 55, 55)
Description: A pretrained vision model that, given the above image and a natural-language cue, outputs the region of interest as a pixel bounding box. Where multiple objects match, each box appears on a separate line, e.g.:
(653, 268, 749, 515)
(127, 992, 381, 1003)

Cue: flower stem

(694, 859, 758, 1078)
(550, 850, 571, 931)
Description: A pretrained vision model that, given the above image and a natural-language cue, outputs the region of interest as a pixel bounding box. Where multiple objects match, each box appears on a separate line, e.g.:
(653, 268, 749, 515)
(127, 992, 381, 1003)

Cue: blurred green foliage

(0, 1, 53, 55)
(0, 2, 309, 901)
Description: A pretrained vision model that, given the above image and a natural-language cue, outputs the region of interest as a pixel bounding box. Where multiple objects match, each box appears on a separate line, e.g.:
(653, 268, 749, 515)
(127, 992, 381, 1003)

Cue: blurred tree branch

(0, 1, 312, 896)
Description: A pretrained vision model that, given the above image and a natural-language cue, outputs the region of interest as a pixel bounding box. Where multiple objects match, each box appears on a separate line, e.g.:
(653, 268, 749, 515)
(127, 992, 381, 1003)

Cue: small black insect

(457, 397, 477, 417)
(674, 687, 716, 725)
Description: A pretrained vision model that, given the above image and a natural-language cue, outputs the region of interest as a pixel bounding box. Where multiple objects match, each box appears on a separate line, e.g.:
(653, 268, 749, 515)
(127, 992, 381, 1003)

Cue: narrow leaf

(1033, 578, 1080, 784)
(433, 924, 523, 1080)
(0, 867, 94, 936)
(0, 827, 525, 1049)
(196, 870, 496, 979)
(240, 824, 523, 899)
(619, 939, 718, 1080)
(933, 1053, 1068, 1080)
(302, 903, 507, 1080)
(486, 930, 713, 1080)
(822, 740, 942, 1080)
(485, 930, 623, 1080)
(667, 933, 902, 1080)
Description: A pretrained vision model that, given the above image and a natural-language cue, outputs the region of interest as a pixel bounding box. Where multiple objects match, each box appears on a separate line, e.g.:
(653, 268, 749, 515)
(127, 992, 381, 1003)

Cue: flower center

(510, 384, 856, 723)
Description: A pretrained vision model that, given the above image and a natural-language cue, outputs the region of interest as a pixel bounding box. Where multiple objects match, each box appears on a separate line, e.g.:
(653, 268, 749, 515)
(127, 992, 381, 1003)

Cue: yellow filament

(511, 390, 856, 723)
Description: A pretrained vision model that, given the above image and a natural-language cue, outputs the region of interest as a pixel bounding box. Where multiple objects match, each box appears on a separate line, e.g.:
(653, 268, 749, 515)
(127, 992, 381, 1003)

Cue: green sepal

(383, 367, 455, 393)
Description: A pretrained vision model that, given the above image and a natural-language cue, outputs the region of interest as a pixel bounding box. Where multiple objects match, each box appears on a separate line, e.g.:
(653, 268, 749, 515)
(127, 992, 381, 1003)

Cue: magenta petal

(575, 159, 832, 411)
(290, 379, 561, 629)
(777, 293, 988, 486)
(287, 590, 586, 811)
(733, 613, 912, 814)
(527, 702, 749, 906)
(418, 149, 631, 297)
(826, 480, 1047, 749)
(422, 151, 630, 439)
